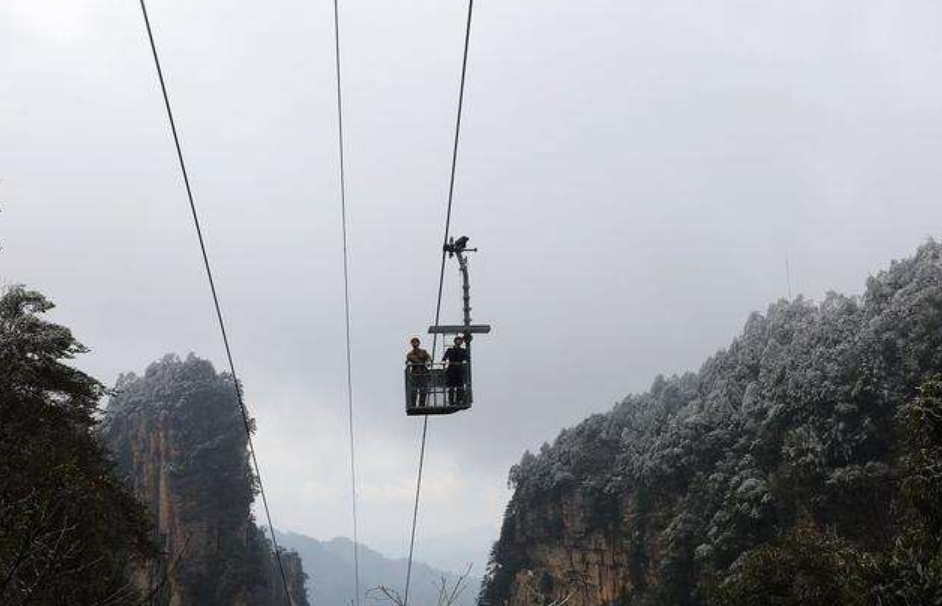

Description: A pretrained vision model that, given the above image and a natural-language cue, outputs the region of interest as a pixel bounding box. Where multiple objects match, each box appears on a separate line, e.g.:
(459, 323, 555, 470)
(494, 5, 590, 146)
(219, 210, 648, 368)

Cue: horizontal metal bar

(427, 324, 491, 334)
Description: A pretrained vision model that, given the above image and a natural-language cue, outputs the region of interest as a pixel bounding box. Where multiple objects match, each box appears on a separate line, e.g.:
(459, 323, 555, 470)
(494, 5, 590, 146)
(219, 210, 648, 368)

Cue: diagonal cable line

(136, 2, 294, 603)
(331, 0, 362, 602)
(403, 0, 476, 603)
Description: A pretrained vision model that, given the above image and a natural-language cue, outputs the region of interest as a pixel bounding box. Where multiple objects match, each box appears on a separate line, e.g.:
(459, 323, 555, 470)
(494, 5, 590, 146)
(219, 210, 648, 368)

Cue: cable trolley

(405, 236, 490, 416)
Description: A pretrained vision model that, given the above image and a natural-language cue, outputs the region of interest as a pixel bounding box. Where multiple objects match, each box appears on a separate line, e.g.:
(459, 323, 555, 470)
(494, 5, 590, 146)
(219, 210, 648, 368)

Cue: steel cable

(331, 0, 363, 602)
(403, 0, 476, 603)
(136, 2, 294, 603)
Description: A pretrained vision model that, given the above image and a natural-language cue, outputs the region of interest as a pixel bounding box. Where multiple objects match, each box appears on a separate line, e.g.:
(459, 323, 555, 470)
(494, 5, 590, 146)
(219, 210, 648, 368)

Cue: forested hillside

(481, 241, 942, 606)
(104, 354, 309, 606)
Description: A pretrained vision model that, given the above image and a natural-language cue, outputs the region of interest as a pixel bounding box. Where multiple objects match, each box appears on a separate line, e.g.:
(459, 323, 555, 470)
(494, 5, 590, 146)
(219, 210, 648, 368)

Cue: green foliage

(897, 377, 942, 537)
(861, 376, 942, 606)
(719, 376, 942, 605)
(711, 522, 867, 606)
(0, 286, 156, 605)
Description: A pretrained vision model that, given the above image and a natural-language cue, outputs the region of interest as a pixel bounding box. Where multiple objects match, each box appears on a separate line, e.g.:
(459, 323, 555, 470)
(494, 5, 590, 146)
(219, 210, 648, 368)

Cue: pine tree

(0, 286, 155, 605)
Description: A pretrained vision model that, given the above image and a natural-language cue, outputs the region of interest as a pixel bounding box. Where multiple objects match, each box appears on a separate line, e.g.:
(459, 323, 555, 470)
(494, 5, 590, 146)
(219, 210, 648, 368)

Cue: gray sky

(3, 0, 942, 567)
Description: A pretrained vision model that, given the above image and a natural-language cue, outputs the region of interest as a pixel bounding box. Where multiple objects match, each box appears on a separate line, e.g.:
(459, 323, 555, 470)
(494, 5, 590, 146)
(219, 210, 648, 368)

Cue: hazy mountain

(105, 354, 309, 606)
(277, 531, 480, 606)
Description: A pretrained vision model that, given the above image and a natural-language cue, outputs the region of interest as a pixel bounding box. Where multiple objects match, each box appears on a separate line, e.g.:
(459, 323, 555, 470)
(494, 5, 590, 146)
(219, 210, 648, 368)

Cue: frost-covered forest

(482, 241, 942, 606)
(0, 286, 309, 606)
(104, 354, 309, 606)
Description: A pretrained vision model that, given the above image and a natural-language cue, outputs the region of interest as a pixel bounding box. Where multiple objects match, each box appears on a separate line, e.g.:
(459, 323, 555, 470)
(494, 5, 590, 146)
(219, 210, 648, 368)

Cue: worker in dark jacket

(406, 337, 432, 407)
(442, 335, 469, 405)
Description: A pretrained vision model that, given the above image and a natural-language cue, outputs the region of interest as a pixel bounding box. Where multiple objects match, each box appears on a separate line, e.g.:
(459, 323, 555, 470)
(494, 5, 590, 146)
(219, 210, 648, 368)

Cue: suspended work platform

(405, 235, 489, 417)
(404, 362, 471, 416)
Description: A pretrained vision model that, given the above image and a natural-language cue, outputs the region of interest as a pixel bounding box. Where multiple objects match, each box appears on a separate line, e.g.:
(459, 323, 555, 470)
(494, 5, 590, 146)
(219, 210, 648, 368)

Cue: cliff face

(104, 354, 309, 606)
(481, 242, 942, 606)
(491, 491, 643, 605)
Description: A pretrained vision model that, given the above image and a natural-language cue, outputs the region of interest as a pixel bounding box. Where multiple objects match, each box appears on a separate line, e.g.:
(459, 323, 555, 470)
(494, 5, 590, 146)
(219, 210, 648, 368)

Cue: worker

(406, 337, 431, 407)
(442, 335, 469, 405)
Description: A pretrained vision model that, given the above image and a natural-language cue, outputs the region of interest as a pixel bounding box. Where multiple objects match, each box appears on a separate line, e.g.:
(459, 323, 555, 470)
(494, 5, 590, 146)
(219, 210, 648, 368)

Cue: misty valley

(3, 241, 942, 605)
(5, 0, 942, 604)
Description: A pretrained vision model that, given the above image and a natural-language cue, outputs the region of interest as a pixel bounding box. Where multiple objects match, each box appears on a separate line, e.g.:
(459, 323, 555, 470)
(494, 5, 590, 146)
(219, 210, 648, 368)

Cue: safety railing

(404, 362, 471, 414)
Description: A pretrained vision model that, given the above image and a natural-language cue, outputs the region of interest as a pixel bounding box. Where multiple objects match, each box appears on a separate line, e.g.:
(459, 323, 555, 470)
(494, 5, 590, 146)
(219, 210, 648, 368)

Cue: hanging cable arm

(432, 0, 476, 353)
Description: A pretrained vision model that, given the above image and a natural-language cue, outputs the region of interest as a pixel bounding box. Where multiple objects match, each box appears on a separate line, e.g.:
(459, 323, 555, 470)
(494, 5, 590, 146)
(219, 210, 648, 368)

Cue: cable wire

(136, 2, 294, 604)
(403, 0, 476, 603)
(331, 0, 362, 602)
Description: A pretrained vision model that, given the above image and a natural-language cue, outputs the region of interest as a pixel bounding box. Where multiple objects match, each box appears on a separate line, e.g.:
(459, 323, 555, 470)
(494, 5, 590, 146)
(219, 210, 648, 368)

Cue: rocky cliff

(480, 242, 942, 606)
(104, 354, 309, 606)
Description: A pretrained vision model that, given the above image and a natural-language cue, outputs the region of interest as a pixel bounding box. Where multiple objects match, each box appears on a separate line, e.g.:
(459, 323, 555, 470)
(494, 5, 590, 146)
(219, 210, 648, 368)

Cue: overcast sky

(3, 0, 942, 569)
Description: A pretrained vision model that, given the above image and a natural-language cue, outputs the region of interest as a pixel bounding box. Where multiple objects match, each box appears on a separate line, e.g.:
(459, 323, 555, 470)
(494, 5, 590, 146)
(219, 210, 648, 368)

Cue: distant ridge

(277, 531, 480, 606)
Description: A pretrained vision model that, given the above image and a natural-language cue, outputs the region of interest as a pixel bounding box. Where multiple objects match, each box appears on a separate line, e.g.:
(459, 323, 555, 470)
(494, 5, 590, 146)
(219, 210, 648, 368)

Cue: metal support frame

(407, 235, 488, 415)
(454, 249, 474, 404)
(427, 324, 491, 334)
